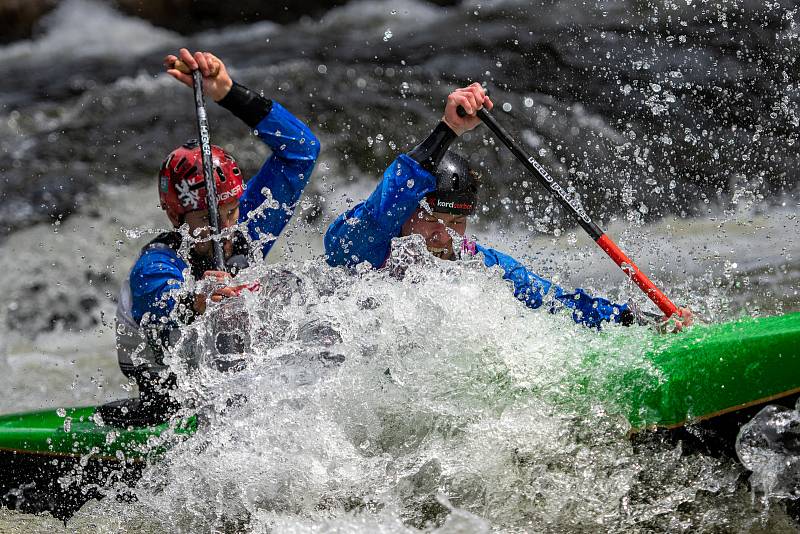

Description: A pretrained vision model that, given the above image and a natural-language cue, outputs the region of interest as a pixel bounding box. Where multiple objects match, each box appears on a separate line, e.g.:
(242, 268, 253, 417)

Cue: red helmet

(158, 140, 245, 219)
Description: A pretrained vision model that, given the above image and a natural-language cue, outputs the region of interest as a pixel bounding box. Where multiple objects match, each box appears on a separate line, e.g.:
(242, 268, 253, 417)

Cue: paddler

(116, 48, 320, 418)
(324, 84, 692, 330)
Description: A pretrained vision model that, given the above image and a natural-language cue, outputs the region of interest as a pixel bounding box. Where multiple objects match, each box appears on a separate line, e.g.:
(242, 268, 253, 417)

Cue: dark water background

(2, 0, 798, 236)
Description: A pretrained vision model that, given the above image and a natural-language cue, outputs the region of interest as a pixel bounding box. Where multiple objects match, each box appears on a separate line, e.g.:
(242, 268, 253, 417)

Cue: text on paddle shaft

(527, 156, 592, 224)
(198, 107, 212, 157)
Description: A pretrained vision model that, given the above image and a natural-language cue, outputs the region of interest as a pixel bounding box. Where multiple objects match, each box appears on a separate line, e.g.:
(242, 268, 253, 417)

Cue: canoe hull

(583, 312, 800, 431)
(0, 399, 194, 519)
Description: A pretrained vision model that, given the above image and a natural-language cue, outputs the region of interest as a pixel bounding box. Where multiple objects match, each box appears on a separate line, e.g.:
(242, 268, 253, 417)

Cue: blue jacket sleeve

(476, 243, 629, 328)
(239, 101, 320, 259)
(324, 154, 436, 267)
(129, 247, 188, 325)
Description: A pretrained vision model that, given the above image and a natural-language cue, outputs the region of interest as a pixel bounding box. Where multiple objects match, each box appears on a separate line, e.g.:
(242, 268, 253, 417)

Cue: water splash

(737, 402, 800, 506)
(54, 238, 777, 531)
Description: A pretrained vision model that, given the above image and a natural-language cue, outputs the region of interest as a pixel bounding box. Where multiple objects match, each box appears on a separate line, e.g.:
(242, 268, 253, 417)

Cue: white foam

(61, 240, 750, 531)
(0, 0, 178, 66)
(314, 0, 445, 37)
(194, 20, 280, 47)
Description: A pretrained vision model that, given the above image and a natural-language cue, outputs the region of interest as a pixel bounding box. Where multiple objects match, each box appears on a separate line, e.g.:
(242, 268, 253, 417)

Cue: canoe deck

(634, 312, 800, 428)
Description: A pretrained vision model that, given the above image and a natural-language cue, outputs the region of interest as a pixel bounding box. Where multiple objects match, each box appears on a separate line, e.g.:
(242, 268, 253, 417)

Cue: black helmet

(425, 152, 479, 215)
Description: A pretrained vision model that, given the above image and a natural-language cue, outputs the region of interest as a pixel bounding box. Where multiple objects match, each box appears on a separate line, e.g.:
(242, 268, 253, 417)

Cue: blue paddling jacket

(324, 154, 629, 329)
(117, 84, 320, 375)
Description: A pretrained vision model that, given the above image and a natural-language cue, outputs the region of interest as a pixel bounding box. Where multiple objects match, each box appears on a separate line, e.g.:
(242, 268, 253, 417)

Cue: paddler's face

(184, 201, 240, 258)
(400, 208, 467, 260)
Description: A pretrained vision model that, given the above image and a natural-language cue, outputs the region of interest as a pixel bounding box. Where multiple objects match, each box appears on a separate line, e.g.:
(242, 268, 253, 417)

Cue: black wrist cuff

(217, 81, 273, 129)
(620, 302, 662, 327)
(407, 121, 457, 172)
(619, 308, 636, 327)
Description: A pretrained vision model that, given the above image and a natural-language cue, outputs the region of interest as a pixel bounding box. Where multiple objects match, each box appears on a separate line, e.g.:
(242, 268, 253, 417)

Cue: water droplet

(317, 65, 327, 74)
(406, 179, 415, 188)
(524, 97, 534, 108)
(57, 408, 66, 417)
(502, 102, 512, 112)
(383, 29, 393, 42)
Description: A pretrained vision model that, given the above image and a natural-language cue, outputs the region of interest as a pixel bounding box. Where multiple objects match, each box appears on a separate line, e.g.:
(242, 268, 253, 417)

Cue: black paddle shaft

(191, 69, 225, 270)
(458, 106, 604, 241)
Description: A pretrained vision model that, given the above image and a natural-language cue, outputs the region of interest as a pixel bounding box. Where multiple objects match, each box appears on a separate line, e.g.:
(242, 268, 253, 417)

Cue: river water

(0, 0, 799, 532)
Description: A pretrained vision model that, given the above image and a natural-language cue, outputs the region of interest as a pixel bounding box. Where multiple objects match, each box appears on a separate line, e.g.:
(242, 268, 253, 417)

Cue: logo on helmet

(175, 179, 203, 209)
(435, 199, 474, 211)
(218, 184, 244, 203)
(160, 143, 245, 217)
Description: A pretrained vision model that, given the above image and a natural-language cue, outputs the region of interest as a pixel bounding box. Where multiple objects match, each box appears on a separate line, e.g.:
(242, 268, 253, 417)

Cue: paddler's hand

(443, 83, 493, 136)
(193, 270, 237, 315)
(164, 48, 233, 102)
(660, 307, 694, 333)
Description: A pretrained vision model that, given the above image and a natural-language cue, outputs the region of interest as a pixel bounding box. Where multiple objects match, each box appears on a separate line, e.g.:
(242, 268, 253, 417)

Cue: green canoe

(595, 311, 800, 431)
(0, 401, 195, 518)
(1, 312, 798, 518)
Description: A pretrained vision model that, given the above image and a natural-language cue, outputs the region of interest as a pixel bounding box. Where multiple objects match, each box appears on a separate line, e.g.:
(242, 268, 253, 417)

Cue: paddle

(176, 58, 260, 305)
(458, 105, 680, 318)
(185, 63, 225, 270)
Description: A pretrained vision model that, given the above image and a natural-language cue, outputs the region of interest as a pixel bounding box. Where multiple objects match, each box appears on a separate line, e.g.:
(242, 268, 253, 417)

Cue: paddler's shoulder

(131, 242, 187, 279)
(380, 154, 438, 193)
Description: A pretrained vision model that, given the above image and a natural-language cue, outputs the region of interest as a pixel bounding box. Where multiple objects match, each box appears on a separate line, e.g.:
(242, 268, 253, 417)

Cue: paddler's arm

(129, 248, 193, 356)
(130, 249, 232, 327)
(323, 120, 458, 268)
(474, 244, 629, 328)
(218, 85, 320, 259)
(165, 48, 321, 260)
(129, 248, 188, 325)
(324, 155, 438, 267)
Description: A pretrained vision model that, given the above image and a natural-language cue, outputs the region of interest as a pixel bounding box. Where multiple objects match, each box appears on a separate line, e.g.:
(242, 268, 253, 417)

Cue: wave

(0, 0, 178, 67)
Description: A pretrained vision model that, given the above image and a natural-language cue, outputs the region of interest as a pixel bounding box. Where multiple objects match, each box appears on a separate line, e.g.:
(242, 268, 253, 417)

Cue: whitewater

(1, 0, 799, 532)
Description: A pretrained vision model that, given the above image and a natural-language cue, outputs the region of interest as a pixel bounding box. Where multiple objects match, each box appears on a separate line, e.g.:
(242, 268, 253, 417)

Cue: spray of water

(32, 237, 777, 531)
